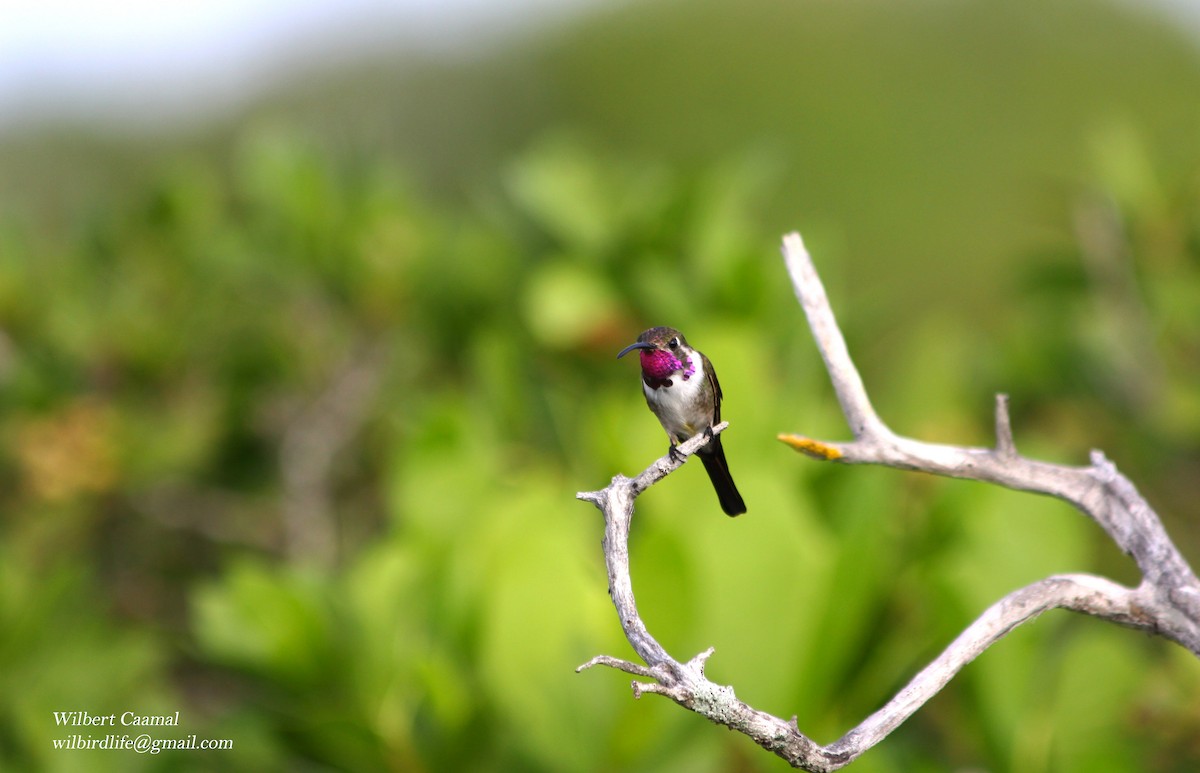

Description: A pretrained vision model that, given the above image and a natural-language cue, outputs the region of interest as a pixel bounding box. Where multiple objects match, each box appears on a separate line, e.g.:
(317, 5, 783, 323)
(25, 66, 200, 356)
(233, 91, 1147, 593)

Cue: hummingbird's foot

(702, 426, 715, 441)
(667, 443, 687, 463)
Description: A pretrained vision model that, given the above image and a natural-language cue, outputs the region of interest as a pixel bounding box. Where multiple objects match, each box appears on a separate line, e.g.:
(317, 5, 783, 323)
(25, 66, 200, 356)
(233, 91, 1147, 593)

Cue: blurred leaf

(475, 474, 618, 770)
(1088, 119, 1164, 215)
(522, 259, 624, 349)
(1047, 628, 1142, 773)
(0, 549, 173, 773)
(192, 560, 334, 687)
(504, 135, 670, 255)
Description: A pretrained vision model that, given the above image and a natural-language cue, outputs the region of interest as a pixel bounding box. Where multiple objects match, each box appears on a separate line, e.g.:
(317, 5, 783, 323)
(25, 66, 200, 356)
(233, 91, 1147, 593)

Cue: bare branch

(777, 231, 1200, 649)
(577, 423, 730, 669)
(780, 232, 887, 440)
(577, 230, 1200, 770)
(829, 573, 1153, 758)
(279, 342, 387, 568)
(576, 655, 656, 679)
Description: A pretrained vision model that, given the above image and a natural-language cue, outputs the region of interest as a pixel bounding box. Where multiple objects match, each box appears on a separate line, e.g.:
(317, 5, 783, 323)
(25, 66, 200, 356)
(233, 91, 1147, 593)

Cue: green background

(2, 0, 1200, 770)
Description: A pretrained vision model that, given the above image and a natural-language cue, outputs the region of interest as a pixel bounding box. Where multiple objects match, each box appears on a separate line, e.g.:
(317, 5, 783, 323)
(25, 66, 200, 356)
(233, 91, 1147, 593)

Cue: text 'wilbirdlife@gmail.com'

(51, 710, 234, 755)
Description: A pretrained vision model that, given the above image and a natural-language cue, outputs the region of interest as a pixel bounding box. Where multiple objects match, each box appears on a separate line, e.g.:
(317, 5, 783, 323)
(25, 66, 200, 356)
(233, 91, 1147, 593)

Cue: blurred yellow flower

(16, 398, 117, 502)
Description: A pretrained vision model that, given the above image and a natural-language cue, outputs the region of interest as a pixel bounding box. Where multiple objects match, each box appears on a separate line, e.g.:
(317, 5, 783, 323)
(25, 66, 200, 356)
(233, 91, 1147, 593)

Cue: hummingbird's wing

(701, 351, 723, 425)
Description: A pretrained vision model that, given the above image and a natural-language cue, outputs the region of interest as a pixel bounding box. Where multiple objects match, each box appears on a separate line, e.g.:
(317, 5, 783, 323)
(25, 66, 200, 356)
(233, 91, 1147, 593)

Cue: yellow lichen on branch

(777, 434, 843, 461)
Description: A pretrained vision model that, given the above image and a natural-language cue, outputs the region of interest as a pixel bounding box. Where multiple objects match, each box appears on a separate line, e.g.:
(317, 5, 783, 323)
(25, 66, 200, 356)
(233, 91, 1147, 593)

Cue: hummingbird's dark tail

(700, 439, 746, 516)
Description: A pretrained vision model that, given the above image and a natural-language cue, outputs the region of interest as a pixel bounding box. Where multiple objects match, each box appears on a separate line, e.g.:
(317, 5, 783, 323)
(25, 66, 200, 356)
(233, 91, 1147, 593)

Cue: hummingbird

(617, 326, 746, 516)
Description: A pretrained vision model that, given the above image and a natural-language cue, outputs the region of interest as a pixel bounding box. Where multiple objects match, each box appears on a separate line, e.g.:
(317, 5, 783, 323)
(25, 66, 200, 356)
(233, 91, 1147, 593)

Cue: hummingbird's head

(616, 326, 694, 381)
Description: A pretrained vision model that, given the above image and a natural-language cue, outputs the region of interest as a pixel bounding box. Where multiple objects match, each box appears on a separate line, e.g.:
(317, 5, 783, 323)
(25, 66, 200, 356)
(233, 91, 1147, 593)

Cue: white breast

(642, 353, 709, 440)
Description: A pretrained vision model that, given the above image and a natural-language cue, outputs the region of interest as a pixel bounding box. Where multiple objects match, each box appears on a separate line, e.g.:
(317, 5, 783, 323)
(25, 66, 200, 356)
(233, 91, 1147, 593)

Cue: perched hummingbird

(617, 326, 746, 516)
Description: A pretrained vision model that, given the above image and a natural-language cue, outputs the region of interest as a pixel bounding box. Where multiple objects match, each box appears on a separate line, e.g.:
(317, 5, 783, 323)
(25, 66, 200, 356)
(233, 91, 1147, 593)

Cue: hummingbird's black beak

(616, 342, 655, 359)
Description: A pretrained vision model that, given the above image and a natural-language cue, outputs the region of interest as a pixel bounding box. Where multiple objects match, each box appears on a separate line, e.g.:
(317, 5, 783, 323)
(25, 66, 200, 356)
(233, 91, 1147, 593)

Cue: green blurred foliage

(3, 1, 1200, 772)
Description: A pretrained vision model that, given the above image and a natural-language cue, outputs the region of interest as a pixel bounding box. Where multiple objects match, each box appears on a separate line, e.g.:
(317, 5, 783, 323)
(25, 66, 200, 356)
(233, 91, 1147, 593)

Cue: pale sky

(0, 0, 1197, 134)
(0, 0, 593, 132)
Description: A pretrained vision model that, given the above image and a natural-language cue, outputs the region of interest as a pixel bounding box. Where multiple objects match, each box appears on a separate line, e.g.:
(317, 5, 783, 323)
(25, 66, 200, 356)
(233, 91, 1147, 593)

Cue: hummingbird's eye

(668, 338, 679, 349)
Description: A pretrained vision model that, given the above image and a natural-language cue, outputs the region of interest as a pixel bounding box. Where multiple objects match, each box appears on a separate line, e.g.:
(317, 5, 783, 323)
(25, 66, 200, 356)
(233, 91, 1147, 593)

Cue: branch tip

(577, 654, 655, 678)
(781, 231, 807, 260)
(687, 646, 716, 674)
(994, 393, 1017, 457)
